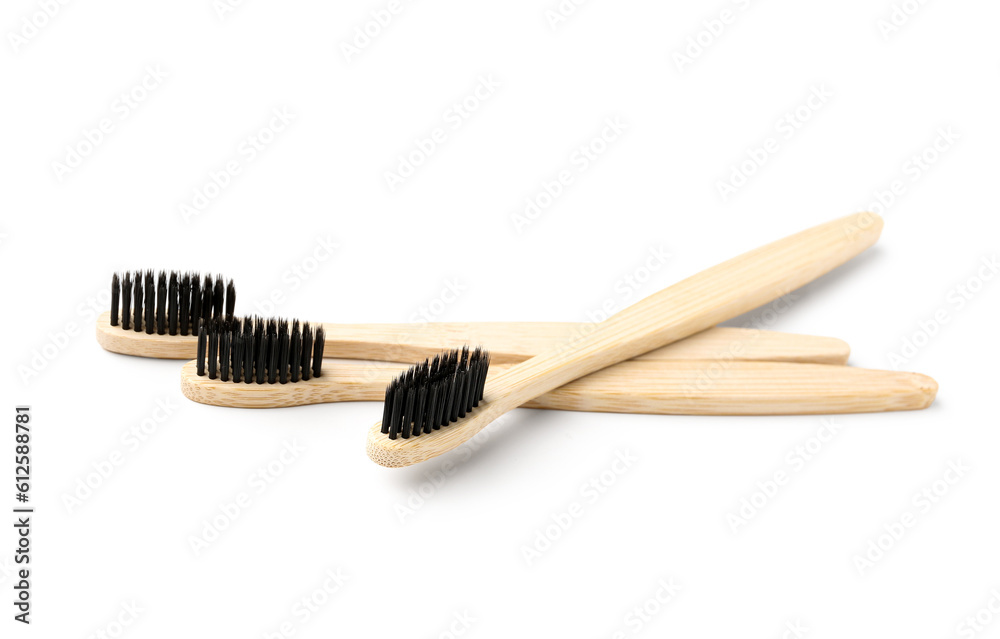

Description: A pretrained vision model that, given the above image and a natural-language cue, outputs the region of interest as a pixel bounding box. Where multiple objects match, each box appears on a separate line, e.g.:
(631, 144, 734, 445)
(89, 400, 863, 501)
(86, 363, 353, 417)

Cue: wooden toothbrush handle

(320, 323, 849, 365)
(524, 361, 936, 415)
(96, 310, 849, 364)
(364, 213, 883, 468)
(181, 359, 936, 414)
(489, 213, 882, 408)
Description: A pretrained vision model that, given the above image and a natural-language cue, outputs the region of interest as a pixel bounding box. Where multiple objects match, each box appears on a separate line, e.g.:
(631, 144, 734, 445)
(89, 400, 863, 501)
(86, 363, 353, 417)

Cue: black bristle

(207, 323, 219, 380)
(400, 387, 416, 439)
(415, 386, 428, 436)
(278, 329, 289, 384)
(252, 317, 264, 382)
(121, 272, 132, 330)
(179, 274, 191, 336)
(301, 323, 313, 381)
(168, 272, 179, 335)
(201, 277, 213, 324)
(470, 356, 484, 408)
(132, 272, 143, 331)
(381, 347, 491, 439)
(225, 280, 236, 320)
(267, 329, 279, 384)
(433, 381, 448, 430)
(455, 369, 470, 419)
(196, 322, 206, 376)
(312, 327, 325, 378)
(212, 278, 224, 320)
(289, 321, 302, 383)
(443, 371, 458, 424)
(143, 271, 155, 334)
(425, 381, 440, 433)
(381, 381, 395, 434)
(476, 351, 490, 404)
(155, 272, 167, 335)
(219, 328, 231, 382)
(242, 321, 254, 383)
(232, 330, 243, 383)
(388, 387, 402, 440)
(256, 329, 268, 385)
(190, 275, 202, 330)
(110, 273, 120, 326)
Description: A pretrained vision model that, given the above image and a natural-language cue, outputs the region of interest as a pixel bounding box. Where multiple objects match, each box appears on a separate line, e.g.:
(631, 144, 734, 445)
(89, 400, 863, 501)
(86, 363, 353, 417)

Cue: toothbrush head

(378, 346, 491, 440)
(98, 270, 235, 358)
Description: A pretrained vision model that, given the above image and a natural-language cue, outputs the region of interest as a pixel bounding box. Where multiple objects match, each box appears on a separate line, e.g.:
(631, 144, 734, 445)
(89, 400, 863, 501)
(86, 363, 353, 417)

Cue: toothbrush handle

(183, 359, 934, 414)
(367, 212, 883, 467)
(491, 213, 882, 406)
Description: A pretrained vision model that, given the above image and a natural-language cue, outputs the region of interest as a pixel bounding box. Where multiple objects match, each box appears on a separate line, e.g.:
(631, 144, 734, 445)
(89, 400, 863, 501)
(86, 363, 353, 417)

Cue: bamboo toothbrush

(179, 347, 936, 414)
(96, 272, 850, 365)
(178, 316, 933, 414)
(366, 212, 886, 467)
(98, 310, 848, 365)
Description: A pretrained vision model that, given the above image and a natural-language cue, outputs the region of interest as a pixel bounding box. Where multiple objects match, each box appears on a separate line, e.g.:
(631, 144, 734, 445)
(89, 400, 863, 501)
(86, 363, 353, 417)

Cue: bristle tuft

(193, 316, 325, 384)
(108, 270, 238, 337)
(381, 347, 491, 440)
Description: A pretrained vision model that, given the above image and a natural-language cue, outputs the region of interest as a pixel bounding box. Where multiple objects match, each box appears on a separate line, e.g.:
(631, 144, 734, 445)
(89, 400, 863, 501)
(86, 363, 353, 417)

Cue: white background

(2, 0, 999, 636)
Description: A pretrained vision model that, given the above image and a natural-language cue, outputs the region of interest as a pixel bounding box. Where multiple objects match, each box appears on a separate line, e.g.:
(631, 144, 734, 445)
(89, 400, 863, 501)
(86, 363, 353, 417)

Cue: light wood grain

(96, 311, 849, 364)
(367, 212, 886, 467)
(180, 359, 936, 414)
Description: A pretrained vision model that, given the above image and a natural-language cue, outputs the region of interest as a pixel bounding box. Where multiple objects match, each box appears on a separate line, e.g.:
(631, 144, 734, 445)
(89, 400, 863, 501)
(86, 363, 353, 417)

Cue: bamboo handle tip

(828, 337, 851, 365)
(908, 372, 938, 410)
(843, 211, 883, 246)
(366, 423, 406, 468)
